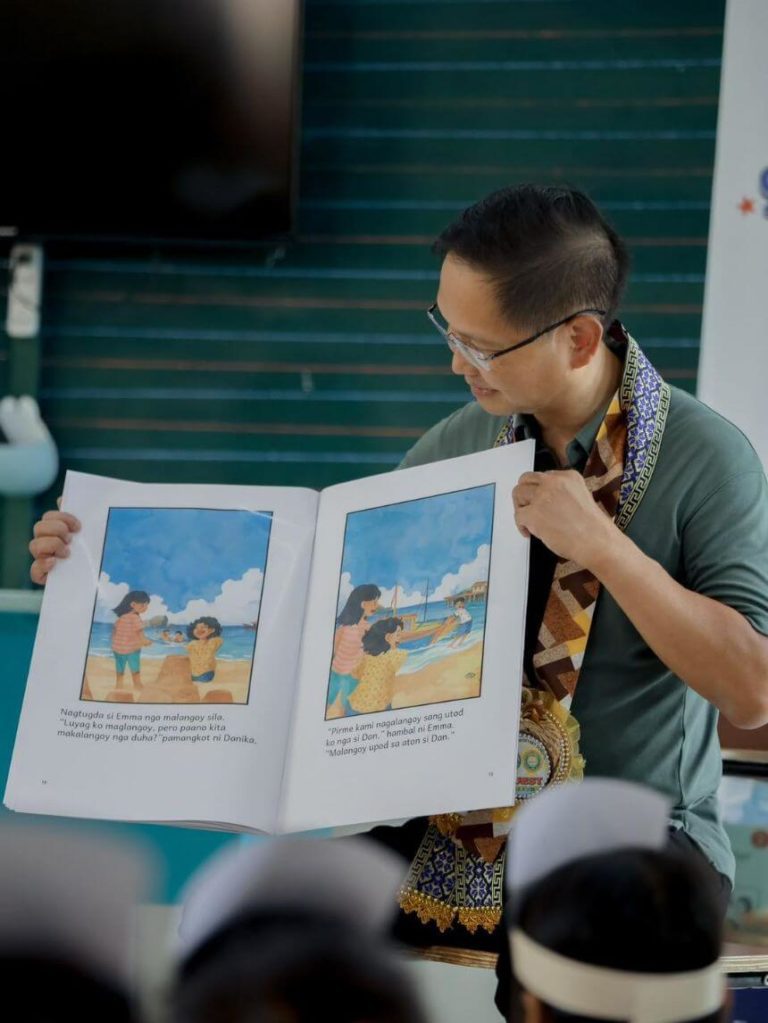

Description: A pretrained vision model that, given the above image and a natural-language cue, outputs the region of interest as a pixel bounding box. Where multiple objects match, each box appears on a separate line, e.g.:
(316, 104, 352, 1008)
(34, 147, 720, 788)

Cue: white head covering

(175, 836, 407, 963)
(504, 779, 725, 1023)
(0, 821, 155, 986)
(506, 777, 670, 892)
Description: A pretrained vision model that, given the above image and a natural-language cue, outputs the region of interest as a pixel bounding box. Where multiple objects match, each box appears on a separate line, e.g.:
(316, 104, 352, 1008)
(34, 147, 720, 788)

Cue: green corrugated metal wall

(9, 0, 726, 503)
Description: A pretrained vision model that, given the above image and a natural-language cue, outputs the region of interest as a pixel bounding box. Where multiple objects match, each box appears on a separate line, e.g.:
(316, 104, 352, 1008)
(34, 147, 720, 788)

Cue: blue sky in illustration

(341, 485, 494, 595)
(99, 508, 272, 613)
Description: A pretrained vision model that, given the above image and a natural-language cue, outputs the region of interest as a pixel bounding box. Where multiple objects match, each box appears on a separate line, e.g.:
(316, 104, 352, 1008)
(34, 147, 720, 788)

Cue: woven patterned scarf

(399, 326, 671, 937)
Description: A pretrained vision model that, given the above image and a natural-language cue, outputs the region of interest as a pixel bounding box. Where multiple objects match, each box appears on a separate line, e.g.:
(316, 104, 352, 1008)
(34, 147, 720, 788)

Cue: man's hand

(29, 506, 81, 585)
(512, 472, 768, 729)
(512, 470, 617, 567)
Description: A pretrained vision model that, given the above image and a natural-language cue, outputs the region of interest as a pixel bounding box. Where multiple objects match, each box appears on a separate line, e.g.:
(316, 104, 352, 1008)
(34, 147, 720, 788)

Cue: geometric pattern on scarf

(398, 327, 671, 937)
(494, 325, 671, 703)
(399, 824, 504, 935)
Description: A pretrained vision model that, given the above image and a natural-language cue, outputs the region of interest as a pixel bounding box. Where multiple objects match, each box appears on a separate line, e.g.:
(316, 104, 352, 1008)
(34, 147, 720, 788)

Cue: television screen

(1, 0, 302, 242)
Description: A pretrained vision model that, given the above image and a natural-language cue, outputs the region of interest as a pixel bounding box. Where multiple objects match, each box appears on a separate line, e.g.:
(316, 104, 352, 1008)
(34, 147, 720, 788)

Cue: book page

(5, 471, 318, 832)
(279, 442, 534, 832)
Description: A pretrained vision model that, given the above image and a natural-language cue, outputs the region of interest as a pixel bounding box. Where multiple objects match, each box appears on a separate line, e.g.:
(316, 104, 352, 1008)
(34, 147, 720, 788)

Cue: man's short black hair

(434, 184, 630, 332)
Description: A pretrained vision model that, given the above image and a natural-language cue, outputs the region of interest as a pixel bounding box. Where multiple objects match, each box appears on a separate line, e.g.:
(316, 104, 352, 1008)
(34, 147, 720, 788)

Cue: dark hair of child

(362, 618, 404, 657)
(502, 847, 724, 1023)
(111, 591, 150, 616)
(186, 617, 223, 640)
(172, 909, 427, 1023)
(336, 585, 382, 626)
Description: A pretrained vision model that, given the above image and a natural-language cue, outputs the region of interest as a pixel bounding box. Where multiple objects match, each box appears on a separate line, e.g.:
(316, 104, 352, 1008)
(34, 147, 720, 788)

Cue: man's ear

(568, 314, 604, 370)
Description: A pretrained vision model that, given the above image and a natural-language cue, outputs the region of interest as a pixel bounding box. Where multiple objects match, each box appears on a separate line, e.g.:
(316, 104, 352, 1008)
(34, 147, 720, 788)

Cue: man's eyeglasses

(427, 304, 607, 371)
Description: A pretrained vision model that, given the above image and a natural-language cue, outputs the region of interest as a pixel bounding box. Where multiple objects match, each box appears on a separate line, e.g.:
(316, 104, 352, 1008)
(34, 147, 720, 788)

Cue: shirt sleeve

(681, 469, 768, 636)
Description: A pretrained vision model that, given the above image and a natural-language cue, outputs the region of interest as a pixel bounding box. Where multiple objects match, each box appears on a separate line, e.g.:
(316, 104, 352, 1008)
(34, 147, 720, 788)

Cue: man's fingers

(517, 472, 544, 487)
(30, 501, 77, 587)
(512, 483, 539, 509)
(29, 536, 70, 559)
(515, 506, 532, 539)
(33, 518, 72, 542)
(30, 558, 56, 586)
(43, 509, 80, 531)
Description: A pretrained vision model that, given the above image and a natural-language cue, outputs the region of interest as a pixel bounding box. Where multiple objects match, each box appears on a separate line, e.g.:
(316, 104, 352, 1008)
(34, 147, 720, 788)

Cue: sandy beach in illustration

(393, 643, 482, 708)
(326, 642, 482, 719)
(83, 654, 251, 705)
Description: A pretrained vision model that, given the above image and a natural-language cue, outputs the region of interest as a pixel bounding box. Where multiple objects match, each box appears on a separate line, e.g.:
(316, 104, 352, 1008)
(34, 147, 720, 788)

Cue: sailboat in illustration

(393, 577, 460, 648)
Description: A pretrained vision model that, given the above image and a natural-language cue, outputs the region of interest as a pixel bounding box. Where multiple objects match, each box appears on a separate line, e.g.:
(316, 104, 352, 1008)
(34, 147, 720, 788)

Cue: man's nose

(451, 348, 474, 376)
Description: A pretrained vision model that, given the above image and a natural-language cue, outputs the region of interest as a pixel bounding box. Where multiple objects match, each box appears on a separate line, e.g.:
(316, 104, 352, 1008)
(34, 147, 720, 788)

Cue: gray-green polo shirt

(399, 384, 768, 883)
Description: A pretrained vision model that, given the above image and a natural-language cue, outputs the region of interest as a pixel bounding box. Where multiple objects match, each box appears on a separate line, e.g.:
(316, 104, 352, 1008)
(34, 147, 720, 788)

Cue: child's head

(507, 848, 725, 1023)
(112, 591, 150, 616)
(502, 780, 726, 1023)
(187, 617, 222, 641)
(0, 957, 135, 1023)
(0, 822, 154, 1023)
(173, 838, 424, 1023)
(173, 912, 425, 1023)
(455, 598, 466, 608)
(337, 584, 382, 626)
(362, 617, 404, 656)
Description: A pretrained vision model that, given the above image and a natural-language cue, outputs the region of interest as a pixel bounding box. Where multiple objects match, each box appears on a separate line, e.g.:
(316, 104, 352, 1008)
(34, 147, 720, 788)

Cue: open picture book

(5, 441, 534, 834)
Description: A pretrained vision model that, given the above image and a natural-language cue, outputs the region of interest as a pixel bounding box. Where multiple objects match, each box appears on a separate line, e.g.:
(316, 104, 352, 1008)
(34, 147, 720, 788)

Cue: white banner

(698, 0, 768, 469)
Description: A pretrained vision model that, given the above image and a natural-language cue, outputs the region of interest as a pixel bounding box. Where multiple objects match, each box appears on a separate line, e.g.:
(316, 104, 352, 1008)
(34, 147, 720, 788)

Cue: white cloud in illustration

(336, 571, 354, 614)
(175, 567, 264, 627)
(95, 573, 130, 622)
(431, 544, 490, 601)
(377, 582, 428, 611)
(341, 543, 490, 612)
(95, 574, 169, 623)
(95, 568, 264, 627)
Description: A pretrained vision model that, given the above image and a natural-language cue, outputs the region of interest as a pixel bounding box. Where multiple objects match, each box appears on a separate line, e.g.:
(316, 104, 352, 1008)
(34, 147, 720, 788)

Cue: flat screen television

(0, 0, 302, 243)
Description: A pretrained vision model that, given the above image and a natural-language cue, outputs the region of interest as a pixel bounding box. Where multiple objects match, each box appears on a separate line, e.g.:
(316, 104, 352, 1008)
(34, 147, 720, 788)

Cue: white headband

(511, 929, 724, 1023)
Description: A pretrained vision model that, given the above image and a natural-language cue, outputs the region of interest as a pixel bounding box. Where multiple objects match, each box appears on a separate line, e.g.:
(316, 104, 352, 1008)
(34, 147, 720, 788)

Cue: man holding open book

(361, 187, 768, 993)
(28, 186, 768, 983)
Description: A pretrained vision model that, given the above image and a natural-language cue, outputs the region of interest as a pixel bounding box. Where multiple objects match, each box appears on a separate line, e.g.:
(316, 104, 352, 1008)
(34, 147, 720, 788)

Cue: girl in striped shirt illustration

(111, 590, 152, 690)
(327, 583, 381, 717)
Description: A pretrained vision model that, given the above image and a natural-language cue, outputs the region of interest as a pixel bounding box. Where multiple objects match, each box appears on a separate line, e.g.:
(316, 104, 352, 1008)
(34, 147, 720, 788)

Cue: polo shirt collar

(512, 398, 614, 472)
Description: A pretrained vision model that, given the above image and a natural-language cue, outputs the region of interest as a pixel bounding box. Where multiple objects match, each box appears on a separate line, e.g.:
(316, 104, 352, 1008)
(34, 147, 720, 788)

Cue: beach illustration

(326, 484, 495, 719)
(80, 507, 273, 705)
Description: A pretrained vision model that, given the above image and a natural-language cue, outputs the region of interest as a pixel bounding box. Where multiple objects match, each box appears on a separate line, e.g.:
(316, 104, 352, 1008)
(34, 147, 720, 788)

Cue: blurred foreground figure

(172, 836, 428, 1023)
(502, 779, 728, 1023)
(0, 821, 155, 1023)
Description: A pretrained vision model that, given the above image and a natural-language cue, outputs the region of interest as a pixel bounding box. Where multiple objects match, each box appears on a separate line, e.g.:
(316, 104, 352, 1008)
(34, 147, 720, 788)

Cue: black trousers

(366, 819, 733, 1021)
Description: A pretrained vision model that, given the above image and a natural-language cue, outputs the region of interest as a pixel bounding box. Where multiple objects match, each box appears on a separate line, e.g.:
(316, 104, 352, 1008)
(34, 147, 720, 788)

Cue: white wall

(698, 0, 768, 469)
